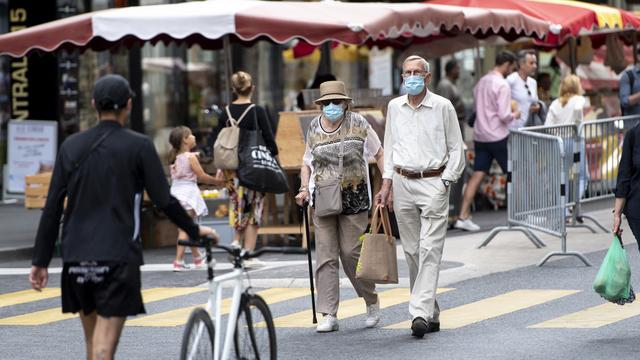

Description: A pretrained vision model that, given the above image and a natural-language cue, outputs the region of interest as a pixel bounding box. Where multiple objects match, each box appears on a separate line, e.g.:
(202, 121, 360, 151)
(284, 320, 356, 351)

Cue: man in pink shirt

(455, 51, 520, 232)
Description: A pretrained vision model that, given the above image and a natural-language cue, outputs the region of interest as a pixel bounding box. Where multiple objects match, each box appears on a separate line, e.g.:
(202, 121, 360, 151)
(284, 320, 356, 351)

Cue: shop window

(282, 44, 370, 111)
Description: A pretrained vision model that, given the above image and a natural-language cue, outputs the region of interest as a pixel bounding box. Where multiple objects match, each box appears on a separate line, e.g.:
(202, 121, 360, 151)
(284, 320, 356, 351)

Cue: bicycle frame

(180, 238, 305, 360)
(187, 265, 245, 360)
(212, 266, 245, 360)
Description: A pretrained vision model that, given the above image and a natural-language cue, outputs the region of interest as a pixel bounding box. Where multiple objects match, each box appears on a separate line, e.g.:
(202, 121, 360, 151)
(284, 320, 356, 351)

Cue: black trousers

(626, 217, 640, 253)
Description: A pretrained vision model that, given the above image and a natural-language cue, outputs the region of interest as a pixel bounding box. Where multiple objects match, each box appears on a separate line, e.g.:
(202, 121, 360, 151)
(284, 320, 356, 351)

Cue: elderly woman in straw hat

(295, 80, 386, 332)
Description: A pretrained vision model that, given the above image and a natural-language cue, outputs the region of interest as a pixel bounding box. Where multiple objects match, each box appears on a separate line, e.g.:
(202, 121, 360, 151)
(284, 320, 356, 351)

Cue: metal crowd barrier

(478, 130, 591, 266)
(479, 115, 640, 266)
(524, 124, 606, 233)
(578, 115, 640, 204)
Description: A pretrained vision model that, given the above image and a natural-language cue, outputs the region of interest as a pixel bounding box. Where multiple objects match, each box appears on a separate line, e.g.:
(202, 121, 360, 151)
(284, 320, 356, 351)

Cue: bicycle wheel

(234, 294, 277, 360)
(180, 307, 215, 360)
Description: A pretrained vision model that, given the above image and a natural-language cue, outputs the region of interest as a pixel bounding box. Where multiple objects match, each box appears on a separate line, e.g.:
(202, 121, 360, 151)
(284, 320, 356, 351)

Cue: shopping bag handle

(370, 205, 394, 245)
(370, 206, 382, 234)
(616, 233, 624, 248)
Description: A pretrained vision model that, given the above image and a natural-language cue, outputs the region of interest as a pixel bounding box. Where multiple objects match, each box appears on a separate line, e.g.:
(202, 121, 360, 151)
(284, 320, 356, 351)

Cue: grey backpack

(213, 104, 255, 170)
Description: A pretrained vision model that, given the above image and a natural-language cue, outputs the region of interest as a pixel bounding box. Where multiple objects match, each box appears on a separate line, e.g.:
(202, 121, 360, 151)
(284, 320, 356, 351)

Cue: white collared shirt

(506, 72, 538, 129)
(383, 91, 465, 182)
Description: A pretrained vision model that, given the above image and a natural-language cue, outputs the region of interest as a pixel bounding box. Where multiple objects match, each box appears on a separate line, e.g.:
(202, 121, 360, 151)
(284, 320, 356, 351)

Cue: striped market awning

(0, 0, 551, 57)
(428, 0, 640, 46)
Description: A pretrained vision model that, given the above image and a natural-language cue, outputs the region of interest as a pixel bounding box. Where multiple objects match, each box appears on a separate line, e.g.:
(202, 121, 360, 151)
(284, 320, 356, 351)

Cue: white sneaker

(365, 302, 380, 328)
(316, 315, 339, 333)
(243, 258, 266, 269)
(454, 218, 481, 232)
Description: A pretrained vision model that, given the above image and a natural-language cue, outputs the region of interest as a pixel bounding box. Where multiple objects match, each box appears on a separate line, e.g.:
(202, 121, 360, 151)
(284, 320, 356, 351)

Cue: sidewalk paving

(438, 206, 618, 287)
(0, 199, 509, 255)
(0, 198, 620, 287)
(0, 203, 42, 254)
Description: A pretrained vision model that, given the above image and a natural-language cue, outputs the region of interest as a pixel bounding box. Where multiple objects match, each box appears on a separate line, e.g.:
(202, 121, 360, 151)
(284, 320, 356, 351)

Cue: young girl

(169, 126, 222, 271)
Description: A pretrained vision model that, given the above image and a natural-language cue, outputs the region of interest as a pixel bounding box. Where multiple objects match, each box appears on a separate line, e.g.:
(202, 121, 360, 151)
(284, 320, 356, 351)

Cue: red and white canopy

(429, 0, 640, 47)
(0, 0, 550, 57)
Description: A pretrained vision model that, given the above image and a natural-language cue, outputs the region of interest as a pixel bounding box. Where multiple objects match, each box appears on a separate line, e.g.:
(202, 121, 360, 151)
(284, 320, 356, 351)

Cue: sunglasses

(320, 100, 344, 106)
(524, 83, 532, 97)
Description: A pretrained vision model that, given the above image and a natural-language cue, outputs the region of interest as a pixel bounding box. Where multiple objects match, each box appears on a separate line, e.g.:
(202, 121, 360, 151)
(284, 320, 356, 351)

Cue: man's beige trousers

(392, 173, 449, 322)
(313, 211, 378, 316)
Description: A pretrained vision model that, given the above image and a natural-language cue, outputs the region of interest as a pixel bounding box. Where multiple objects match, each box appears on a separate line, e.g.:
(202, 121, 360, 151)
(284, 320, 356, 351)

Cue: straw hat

(314, 81, 352, 104)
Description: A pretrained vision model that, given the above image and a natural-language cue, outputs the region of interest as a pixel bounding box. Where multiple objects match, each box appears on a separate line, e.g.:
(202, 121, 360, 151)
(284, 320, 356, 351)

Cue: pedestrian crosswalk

(272, 288, 453, 328)
(127, 287, 310, 327)
(529, 301, 640, 329)
(0, 287, 205, 326)
(0, 288, 60, 309)
(385, 289, 579, 330)
(1, 286, 640, 330)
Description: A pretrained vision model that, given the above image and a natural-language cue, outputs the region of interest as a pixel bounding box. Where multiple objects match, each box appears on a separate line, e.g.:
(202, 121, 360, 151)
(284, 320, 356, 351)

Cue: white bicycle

(178, 236, 305, 360)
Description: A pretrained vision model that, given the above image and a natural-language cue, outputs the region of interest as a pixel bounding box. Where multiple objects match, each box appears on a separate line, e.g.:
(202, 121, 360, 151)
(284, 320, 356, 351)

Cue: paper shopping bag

(356, 205, 398, 284)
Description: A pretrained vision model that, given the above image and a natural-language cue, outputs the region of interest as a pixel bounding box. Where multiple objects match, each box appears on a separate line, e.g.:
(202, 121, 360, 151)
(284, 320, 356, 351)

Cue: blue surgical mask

(323, 103, 344, 122)
(404, 75, 425, 95)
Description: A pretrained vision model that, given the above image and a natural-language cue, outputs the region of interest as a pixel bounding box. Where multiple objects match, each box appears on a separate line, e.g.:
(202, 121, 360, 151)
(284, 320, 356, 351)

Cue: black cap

(92, 74, 134, 111)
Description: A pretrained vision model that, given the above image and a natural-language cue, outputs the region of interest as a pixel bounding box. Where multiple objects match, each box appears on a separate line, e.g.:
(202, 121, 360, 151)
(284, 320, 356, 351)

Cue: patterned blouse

(303, 112, 381, 215)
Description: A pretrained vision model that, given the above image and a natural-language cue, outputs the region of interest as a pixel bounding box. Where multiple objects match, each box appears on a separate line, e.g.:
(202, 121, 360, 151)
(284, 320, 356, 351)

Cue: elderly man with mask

(375, 55, 465, 338)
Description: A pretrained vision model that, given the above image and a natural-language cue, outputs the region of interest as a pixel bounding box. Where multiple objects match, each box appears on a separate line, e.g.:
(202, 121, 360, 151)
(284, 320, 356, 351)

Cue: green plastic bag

(593, 235, 635, 305)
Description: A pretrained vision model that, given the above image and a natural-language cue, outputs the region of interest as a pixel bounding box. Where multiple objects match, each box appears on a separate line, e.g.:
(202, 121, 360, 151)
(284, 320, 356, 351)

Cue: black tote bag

(237, 107, 290, 194)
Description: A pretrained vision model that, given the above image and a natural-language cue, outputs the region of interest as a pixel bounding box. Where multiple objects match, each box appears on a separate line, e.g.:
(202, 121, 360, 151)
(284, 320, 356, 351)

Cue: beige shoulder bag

(314, 123, 346, 217)
(213, 104, 255, 170)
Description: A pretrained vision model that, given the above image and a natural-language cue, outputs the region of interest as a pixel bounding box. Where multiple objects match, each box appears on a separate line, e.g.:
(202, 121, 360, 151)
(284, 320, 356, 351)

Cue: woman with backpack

(214, 71, 278, 267)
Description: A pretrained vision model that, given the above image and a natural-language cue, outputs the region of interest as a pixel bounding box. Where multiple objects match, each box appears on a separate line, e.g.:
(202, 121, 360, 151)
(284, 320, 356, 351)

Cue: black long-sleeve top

(32, 120, 199, 267)
(616, 124, 640, 218)
(215, 103, 278, 156)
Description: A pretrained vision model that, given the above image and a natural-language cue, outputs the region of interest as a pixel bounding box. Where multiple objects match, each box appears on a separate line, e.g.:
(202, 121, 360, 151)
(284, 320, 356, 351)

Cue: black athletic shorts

(473, 138, 508, 173)
(61, 261, 146, 317)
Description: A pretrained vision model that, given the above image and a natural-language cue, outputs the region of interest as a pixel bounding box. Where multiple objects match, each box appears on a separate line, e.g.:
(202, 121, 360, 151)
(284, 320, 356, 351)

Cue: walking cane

(302, 201, 318, 324)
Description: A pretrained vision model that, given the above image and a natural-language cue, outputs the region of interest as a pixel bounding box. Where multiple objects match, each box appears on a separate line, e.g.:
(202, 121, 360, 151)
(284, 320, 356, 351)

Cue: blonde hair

(558, 75, 583, 106)
(231, 71, 253, 97)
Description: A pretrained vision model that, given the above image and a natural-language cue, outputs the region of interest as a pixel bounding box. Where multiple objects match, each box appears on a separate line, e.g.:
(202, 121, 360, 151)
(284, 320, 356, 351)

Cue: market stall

(0, 1, 549, 56)
(429, 0, 640, 70)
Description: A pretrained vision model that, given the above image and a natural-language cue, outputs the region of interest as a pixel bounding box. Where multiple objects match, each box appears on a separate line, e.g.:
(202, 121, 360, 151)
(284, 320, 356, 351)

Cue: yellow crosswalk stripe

(530, 301, 640, 328)
(127, 288, 311, 327)
(385, 289, 580, 330)
(0, 287, 205, 326)
(0, 288, 61, 309)
(272, 288, 454, 328)
(141, 288, 206, 303)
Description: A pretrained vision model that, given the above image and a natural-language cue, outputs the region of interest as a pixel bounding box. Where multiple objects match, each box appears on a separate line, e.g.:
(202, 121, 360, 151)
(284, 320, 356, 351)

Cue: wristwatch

(442, 179, 451, 188)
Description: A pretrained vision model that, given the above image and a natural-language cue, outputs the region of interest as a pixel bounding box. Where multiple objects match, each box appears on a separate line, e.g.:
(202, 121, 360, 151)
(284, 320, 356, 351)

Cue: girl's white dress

(170, 152, 207, 217)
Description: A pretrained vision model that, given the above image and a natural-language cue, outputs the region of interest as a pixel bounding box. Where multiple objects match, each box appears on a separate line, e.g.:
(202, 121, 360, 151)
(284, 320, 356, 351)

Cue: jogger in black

(29, 74, 217, 360)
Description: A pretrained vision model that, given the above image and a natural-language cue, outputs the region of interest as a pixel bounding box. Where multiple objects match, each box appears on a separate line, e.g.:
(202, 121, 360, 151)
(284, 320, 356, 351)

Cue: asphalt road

(2, 238, 640, 360)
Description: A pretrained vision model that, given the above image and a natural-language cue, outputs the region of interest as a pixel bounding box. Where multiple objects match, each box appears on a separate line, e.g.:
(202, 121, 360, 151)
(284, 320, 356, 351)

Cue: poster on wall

(368, 47, 393, 96)
(7, 120, 58, 194)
